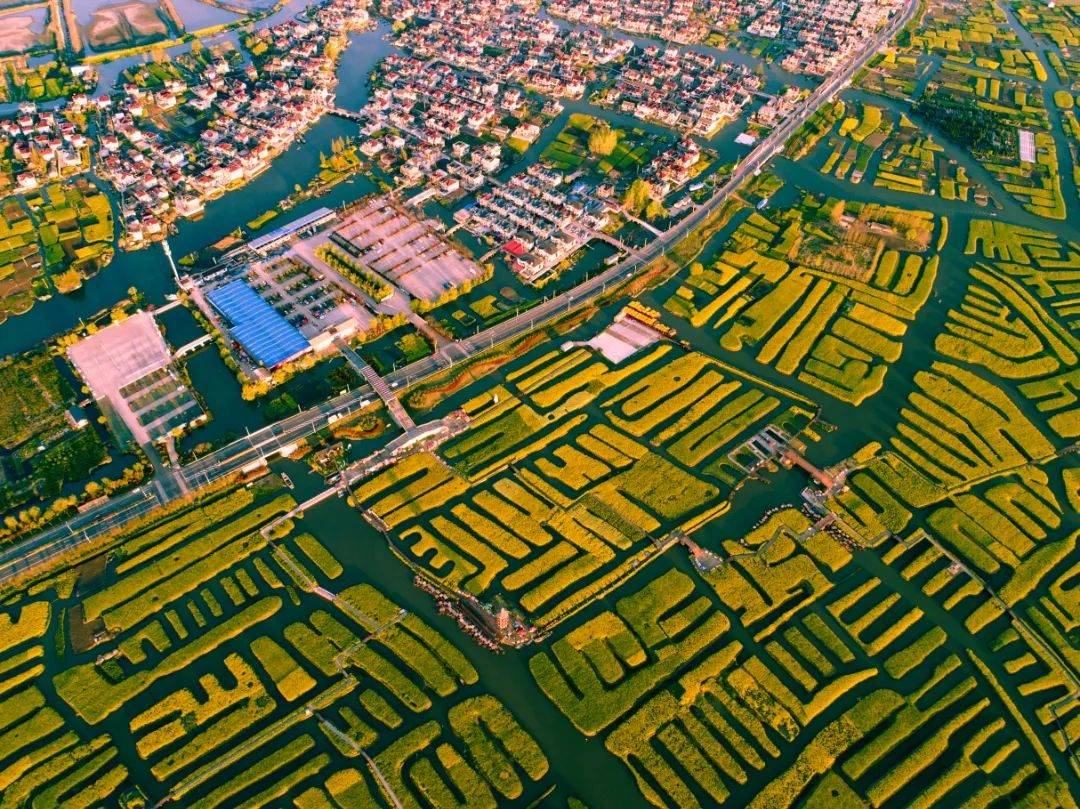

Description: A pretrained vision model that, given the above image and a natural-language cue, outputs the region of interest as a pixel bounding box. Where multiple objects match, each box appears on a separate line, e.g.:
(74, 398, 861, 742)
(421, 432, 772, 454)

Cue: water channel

(16, 6, 1080, 804)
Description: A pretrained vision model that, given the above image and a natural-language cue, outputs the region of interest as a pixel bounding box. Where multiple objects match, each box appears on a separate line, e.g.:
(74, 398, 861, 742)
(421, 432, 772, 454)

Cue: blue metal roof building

(207, 279, 310, 368)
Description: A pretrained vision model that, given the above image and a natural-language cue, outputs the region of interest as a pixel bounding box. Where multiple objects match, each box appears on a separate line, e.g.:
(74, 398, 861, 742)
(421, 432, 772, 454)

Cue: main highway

(0, 0, 918, 585)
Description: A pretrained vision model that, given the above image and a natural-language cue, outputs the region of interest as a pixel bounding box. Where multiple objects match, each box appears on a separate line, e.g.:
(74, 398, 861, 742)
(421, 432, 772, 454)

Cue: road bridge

(329, 106, 365, 122)
(336, 340, 416, 430)
(315, 712, 405, 809)
(0, 0, 919, 586)
(173, 334, 212, 358)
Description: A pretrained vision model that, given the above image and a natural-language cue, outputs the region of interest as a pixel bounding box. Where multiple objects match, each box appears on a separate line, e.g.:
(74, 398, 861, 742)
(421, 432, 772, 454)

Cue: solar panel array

(207, 279, 310, 368)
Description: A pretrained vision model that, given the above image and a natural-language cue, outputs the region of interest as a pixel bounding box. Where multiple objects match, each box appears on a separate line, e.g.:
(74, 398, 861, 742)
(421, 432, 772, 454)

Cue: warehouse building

(207, 279, 311, 368)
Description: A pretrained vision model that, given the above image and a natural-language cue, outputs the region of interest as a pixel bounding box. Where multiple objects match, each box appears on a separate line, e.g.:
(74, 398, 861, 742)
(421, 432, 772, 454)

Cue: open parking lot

(331, 197, 483, 302)
(66, 312, 202, 444)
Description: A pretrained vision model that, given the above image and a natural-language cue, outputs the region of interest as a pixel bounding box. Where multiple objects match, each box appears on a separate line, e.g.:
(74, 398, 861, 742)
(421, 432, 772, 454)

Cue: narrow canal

(0, 20, 394, 357)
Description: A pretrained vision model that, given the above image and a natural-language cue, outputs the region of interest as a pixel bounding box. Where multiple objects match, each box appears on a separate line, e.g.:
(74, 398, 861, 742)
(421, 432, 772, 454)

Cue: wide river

(0, 20, 394, 357)
(16, 11, 1080, 804)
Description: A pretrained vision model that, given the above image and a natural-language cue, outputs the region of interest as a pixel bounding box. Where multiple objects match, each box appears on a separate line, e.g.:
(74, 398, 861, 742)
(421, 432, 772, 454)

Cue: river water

(0, 20, 392, 357)
(0, 10, 816, 358)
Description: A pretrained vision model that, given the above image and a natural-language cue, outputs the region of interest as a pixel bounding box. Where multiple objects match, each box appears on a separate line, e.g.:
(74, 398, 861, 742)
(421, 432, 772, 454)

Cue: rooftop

(247, 206, 338, 253)
(67, 312, 172, 399)
(207, 279, 311, 367)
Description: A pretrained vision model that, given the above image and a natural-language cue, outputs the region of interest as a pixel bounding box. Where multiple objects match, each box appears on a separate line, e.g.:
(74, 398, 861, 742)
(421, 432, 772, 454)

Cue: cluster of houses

(90, 0, 372, 247)
(751, 85, 805, 128)
(1, 104, 92, 193)
(547, 0, 708, 45)
(737, 0, 905, 75)
(357, 54, 519, 188)
(546, 0, 903, 79)
(639, 137, 705, 198)
(381, 0, 632, 98)
(594, 44, 762, 136)
(456, 163, 609, 283)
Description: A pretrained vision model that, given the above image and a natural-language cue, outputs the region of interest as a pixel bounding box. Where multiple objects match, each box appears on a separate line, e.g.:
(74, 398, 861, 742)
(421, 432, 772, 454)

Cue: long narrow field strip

(530, 505, 1077, 807)
(355, 342, 817, 628)
(664, 199, 942, 405)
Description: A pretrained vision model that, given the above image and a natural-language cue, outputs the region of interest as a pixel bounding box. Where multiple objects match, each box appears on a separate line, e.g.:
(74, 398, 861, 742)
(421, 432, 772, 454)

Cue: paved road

(0, 0, 917, 586)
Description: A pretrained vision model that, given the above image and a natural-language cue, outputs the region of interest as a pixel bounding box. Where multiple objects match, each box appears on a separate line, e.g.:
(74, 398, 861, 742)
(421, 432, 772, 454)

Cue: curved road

(0, 0, 918, 585)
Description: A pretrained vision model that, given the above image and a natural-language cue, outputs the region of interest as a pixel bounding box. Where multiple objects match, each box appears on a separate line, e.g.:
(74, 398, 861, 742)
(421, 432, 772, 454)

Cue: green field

(0, 484, 553, 806)
(2, 0, 1080, 804)
(354, 341, 817, 629)
(664, 197, 942, 405)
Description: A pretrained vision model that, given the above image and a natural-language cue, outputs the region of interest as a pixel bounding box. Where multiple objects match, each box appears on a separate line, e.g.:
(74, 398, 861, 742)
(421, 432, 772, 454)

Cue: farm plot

(911, 0, 1018, 59)
(1063, 109, 1080, 210)
(0, 598, 132, 808)
(821, 106, 992, 202)
(783, 100, 846, 160)
(869, 355, 1057, 493)
(857, 0, 1020, 102)
(924, 466, 1079, 635)
(826, 450, 1080, 773)
(840, 219, 1080, 498)
(915, 78, 1066, 219)
(664, 198, 942, 405)
(353, 342, 817, 628)
(933, 220, 1080, 443)
(0, 483, 550, 806)
(529, 507, 1075, 808)
(818, 103, 893, 185)
(0, 200, 46, 320)
(30, 182, 114, 293)
(859, 349, 1062, 494)
(1011, 0, 1080, 83)
(539, 113, 653, 178)
(0, 348, 72, 451)
(858, 50, 923, 101)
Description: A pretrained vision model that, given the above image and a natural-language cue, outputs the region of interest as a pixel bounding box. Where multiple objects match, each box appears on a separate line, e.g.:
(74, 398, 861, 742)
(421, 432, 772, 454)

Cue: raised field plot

(807, 220, 1080, 688)
(816, 101, 990, 201)
(664, 198, 942, 404)
(859, 0, 1021, 103)
(0, 348, 72, 451)
(819, 102, 895, 185)
(912, 0, 1018, 58)
(529, 508, 1077, 807)
(0, 485, 550, 806)
(948, 221, 1080, 438)
(848, 220, 1080, 498)
(353, 343, 817, 628)
(856, 0, 1069, 220)
(922, 75, 1064, 218)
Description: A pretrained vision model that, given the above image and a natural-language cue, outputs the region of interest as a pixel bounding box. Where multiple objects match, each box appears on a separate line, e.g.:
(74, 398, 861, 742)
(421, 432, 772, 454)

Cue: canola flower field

(2, 0, 1080, 805)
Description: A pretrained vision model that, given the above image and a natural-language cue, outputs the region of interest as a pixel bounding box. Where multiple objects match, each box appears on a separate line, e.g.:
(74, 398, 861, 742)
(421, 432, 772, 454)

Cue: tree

(622, 178, 653, 216)
(644, 198, 668, 222)
(588, 124, 618, 157)
(53, 269, 82, 294)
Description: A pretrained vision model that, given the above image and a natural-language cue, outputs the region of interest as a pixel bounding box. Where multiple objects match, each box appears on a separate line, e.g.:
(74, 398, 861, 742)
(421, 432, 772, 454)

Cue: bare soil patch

(85, 0, 167, 49)
(0, 7, 50, 54)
